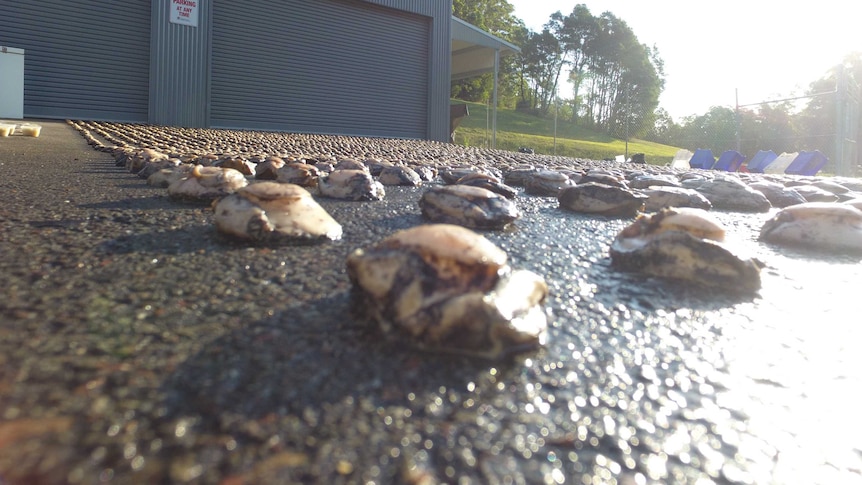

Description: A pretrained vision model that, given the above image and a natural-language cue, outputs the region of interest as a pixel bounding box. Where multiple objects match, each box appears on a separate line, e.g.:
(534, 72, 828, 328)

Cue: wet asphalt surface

(1, 121, 861, 484)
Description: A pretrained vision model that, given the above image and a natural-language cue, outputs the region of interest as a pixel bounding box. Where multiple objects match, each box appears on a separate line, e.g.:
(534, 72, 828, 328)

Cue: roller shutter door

(0, 1, 150, 122)
(211, 0, 429, 138)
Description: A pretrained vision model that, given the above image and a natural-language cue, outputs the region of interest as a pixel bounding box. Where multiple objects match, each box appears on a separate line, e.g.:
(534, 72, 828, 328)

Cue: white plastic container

(763, 152, 798, 174)
(0, 46, 25, 119)
(670, 149, 694, 169)
(20, 123, 41, 137)
(0, 123, 14, 137)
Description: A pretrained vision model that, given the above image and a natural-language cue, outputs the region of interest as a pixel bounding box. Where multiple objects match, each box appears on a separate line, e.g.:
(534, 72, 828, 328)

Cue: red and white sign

(170, 0, 199, 27)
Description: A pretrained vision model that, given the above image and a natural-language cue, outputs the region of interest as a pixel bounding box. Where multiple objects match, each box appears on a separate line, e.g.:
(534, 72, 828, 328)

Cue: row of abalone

(66, 120, 862, 358)
(70, 118, 862, 254)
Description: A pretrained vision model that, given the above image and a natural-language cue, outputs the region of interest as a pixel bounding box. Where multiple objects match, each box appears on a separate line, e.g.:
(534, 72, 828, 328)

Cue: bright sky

(507, 1, 862, 121)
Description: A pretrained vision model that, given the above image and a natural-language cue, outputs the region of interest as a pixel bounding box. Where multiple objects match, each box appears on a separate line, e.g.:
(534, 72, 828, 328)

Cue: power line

(736, 90, 836, 109)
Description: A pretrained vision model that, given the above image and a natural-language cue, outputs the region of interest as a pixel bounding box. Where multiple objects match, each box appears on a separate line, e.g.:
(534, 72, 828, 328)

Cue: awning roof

(451, 17, 520, 80)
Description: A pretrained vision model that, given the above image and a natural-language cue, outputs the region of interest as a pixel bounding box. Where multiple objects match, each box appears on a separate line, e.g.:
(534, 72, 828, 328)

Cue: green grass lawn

(451, 100, 680, 165)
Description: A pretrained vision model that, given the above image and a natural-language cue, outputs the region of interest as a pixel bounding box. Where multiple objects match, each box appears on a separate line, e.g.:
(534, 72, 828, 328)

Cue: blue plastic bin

(712, 150, 745, 171)
(689, 149, 716, 169)
(784, 150, 828, 176)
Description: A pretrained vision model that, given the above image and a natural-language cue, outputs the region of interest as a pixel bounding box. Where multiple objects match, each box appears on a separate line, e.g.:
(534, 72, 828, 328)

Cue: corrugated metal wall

(149, 0, 212, 127)
(365, 0, 452, 141)
(0, 0, 452, 141)
(210, 0, 430, 139)
(0, 0, 151, 121)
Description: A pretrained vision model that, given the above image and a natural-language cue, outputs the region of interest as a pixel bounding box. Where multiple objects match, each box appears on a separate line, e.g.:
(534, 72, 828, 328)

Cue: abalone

(628, 173, 681, 190)
(455, 172, 518, 199)
(215, 156, 255, 176)
(610, 208, 762, 293)
(759, 202, 862, 253)
(641, 186, 712, 212)
(213, 182, 342, 242)
(318, 169, 385, 201)
(558, 182, 647, 217)
(524, 170, 574, 196)
(378, 165, 422, 187)
(167, 165, 249, 202)
(790, 184, 841, 203)
(690, 177, 772, 212)
(254, 157, 285, 180)
(137, 158, 181, 180)
(346, 224, 548, 359)
(147, 164, 194, 188)
(276, 162, 319, 187)
(747, 180, 806, 208)
(419, 185, 519, 230)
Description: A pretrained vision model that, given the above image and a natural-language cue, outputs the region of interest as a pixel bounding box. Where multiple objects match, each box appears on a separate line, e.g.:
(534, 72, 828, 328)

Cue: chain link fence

(455, 72, 860, 175)
(653, 71, 860, 176)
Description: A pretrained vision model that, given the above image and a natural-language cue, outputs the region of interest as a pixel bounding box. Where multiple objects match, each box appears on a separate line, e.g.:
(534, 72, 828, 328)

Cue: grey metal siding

(0, 0, 151, 121)
(365, 0, 452, 141)
(210, 0, 429, 139)
(149, 0, 213, 127)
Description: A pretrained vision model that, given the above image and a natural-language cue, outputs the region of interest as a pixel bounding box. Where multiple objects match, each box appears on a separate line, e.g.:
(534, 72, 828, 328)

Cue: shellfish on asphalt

(213, 182, 342, 242)
(503, 167, 538, 187)
(215, 156, 255, 176)
(318, 169, 385, 201)
(419, 184, 519, 230)
(455, 172, 518, 199)
(137, 158, 181, 180)
(844, 198, 862, 211)
(578, 171, 629, 189)
(168, 165, 249, 202)
(440, 166, 495, 185)
(254, 157, 285, 180)
(147, 164, 195, 188)
(124, 148, 168, 173)
(788, 184, 840, 203)
(411, 165, 437, 182)
(640, 186, 712, 212)
(747, 180, 806, 208)
(759, 202, 862, 253)
(334, 159, 368, 172)
(689, 177, 772, 212)
(628, 173, 681, 190)
(610, 207, 762, 293)
(558, 182, 647, 217)
(346, 224, 548, 359)
(276, 162, 320, 187)
(378, 165, 422, 187)
(524, 170, 575, 196)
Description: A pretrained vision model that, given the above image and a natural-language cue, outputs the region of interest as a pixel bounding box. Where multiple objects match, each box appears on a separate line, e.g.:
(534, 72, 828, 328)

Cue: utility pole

(624, 86, 630, 160)
(834, 66, 846, 176)
(553, 95, 558, 155)
(735, 88, 741, 153)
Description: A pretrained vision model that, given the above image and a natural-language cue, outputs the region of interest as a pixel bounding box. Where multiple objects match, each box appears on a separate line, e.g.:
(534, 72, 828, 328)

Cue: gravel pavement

(1, 120, 861, 484)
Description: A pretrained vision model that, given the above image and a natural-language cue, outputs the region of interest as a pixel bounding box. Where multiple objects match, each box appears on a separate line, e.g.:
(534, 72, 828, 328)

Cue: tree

(548, 4, 596, 122)
(452, 1, 666, 139)
(797, 52, 862, 163)
(576, 12, 662, 135)
(645, 108, 677, 143)
(522, 28, 566, 113)
(671, 106, 738, 152)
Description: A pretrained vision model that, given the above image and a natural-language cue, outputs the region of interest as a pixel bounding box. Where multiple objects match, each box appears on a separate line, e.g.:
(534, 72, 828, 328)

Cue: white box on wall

(0, 46, 25, 119)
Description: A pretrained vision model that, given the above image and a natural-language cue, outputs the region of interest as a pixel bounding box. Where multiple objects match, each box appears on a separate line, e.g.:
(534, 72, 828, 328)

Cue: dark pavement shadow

(160, 292, 519, 420)
(79, 196, 203, 211)
(97, 224, 219, 255)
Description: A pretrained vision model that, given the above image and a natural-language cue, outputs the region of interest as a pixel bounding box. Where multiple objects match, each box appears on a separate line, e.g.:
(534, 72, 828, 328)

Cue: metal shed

(209, 0, 430, 139)
(0, 0, 454, 141)
(0, 1, 151, 122)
